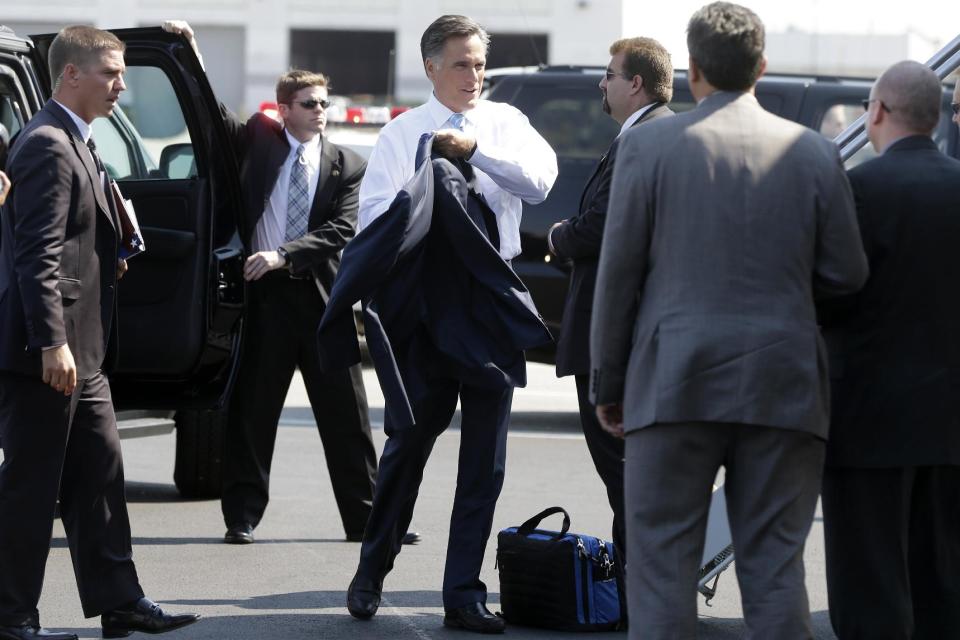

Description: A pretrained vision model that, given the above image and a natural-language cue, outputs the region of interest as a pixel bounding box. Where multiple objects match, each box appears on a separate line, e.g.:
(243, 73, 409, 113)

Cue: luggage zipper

(577, 537, 591, 623)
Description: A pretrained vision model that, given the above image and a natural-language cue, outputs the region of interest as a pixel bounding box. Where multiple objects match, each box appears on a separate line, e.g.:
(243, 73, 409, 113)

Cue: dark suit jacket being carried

(317, 134, 552, 430)
(0, 100, 119, 380)
(220, 108, 365, 299)
(820, 135, 960, 468)
(552, 102, 673, 377)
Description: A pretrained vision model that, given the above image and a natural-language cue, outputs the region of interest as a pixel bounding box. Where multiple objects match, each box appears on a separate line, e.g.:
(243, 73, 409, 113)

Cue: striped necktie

(285, 144, 309, 242)
(448, 113, 465, 130)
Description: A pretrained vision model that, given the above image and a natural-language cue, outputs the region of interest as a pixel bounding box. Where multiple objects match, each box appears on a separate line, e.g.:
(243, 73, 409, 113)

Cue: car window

(92, 65, 194, 181)
(510, 83, 619, 159)
(0, 66, 28, 143)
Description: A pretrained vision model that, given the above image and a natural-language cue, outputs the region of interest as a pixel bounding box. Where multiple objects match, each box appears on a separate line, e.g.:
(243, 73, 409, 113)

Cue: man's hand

(433, 129, 476, 159)
(117, 258, 128, 280)
(0, 170, 10, 206)
(42, 344, 77, 396)
(162, 20, 203, 67)
(244, 250, 286, 281)
(596, 403, 624, 439)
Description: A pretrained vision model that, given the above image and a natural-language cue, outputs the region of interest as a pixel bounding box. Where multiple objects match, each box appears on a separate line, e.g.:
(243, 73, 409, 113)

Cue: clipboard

(110, 180, 145, 260)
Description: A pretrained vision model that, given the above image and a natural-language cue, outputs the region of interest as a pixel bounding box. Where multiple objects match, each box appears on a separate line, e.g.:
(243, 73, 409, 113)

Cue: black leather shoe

(346, 573, 383, 620)
(101, 598, 200, 638)
(0, 625, 77, 640)
(345, 531, 422, 545)
(223, 523, 254, 544)
(443, 603, 505, 634)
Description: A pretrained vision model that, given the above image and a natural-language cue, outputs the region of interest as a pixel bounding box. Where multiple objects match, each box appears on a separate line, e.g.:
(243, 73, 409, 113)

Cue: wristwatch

(277, 246, 290, 268)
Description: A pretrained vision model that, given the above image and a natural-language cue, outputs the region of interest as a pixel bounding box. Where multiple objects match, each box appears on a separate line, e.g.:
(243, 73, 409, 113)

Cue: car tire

(173, 409, 226, 500)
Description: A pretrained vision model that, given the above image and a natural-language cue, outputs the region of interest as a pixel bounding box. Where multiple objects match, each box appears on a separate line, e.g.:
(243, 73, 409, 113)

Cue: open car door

(27, 27, 245, 411)
(836, 33, 960, 164)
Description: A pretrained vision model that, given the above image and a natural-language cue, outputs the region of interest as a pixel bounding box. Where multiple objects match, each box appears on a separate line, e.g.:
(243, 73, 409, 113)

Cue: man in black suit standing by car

(0, 25, 198, 640)
(162, 21, 419, 547)
(547, 37, 673, 599)
(819, 60, 960, 639)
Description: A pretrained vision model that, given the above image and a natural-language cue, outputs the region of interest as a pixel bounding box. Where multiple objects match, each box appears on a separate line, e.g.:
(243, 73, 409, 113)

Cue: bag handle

(517, 506, 571, 540)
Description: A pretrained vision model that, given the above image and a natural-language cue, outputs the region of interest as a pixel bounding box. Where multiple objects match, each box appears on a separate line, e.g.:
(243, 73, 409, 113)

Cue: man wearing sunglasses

(546, 36, 674, 624)
(819, 60, 960, 639)
(161, 21, 421, 549)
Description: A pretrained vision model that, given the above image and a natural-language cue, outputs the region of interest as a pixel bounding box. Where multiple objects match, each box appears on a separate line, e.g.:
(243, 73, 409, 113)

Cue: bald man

(819, 60, 960, 639)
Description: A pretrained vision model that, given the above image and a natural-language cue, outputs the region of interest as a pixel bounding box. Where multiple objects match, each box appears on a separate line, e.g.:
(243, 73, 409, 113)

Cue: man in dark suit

(547, 36, 674, 593)
(0, 26, 198, 640)
(160, 21, 414, 547)
(590, 4, 868, 637)
(819, 60, 960, 639)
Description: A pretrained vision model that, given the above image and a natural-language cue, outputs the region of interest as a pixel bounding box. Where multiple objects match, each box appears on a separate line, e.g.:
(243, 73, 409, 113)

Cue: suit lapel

(46, 101, 115, 232)
(308, 140, 341, 227)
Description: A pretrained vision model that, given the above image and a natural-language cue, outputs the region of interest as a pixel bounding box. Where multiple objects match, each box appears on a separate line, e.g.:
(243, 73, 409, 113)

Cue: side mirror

(159, 142, 196, 179)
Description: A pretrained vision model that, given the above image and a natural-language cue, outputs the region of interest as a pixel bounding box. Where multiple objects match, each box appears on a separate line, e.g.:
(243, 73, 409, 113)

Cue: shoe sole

(102, 615, 200, 638)
(347, 605, 377, 620)
(223, 536, 254, 544)
(442, 617, 505, 634)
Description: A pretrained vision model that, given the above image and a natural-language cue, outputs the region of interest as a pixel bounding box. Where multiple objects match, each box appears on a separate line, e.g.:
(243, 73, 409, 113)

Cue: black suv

(484, 66, 960, 363)
(0, 26, 245, 497)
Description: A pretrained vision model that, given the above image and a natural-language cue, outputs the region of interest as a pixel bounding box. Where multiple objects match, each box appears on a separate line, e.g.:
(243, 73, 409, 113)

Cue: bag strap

(517, 506, 571, 540)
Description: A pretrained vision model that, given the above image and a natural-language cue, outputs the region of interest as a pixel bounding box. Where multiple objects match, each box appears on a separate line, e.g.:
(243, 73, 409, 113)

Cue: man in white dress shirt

(346, 14, 557, 634)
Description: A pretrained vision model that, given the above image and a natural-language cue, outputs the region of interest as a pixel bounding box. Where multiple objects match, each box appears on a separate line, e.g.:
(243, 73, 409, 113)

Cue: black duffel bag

(496, 506, 621, 631)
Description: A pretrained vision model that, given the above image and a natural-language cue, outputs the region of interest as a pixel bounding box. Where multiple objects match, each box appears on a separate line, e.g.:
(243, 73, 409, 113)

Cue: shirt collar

(53, 99, 92, 143)
(426, 92, 476, 129)
(618, 103, 657, 137)
(284, 128, 321, 156)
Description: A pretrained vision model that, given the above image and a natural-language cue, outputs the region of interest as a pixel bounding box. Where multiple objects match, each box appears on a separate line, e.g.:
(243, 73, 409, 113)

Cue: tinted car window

(92, 65, 193, 180)
(510, 82, 619, 243)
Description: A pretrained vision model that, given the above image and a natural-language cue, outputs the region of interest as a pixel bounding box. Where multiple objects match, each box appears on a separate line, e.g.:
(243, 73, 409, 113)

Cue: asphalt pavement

(30, 363, 838, 639)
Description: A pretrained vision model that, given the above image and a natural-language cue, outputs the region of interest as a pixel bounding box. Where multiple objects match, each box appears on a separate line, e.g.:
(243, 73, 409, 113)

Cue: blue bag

(496, 506, 621, 631)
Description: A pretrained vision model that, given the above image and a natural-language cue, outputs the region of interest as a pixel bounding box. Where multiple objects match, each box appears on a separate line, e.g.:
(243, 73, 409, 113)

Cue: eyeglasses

(952, 102, 960, 115)
(293, 98, 330, 110)
(604, 69, 628, 81)
(861, 98, 892, 113)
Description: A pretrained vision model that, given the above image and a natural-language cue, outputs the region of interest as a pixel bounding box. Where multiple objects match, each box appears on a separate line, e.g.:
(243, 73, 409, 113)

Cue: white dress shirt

(252, 130, 323, 253)
(358, 93, 557, 260)
(618, 102, 658, 138)
(53, 99, 92, 143)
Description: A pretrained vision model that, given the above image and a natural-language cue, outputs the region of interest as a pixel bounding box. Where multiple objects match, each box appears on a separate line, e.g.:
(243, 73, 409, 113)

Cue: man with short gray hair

(820, 59, 960, 639)
(346, 13, 556, 635)
(590, 3, 867, 637)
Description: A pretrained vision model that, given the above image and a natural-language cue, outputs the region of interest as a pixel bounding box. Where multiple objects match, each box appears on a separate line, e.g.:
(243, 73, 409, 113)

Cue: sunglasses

(294, 98, 330, 110)
(861, 98, 892, 113)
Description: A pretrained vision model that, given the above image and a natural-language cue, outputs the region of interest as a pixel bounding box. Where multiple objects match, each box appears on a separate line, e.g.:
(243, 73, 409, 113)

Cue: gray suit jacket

(590, 91, 868, 438)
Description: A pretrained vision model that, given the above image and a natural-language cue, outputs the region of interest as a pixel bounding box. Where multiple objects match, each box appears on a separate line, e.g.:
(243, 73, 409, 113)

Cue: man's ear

(756, 56, 767, 81)
(631, 74, 645, 97)
(424, 57, 437, 83)
(688, 57, 700, 83)
(62, 62, 81, 87)
(277, 102, 290, 123)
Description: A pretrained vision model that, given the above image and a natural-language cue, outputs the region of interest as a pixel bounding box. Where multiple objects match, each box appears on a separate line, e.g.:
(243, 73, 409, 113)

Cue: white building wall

(0, 1, 943, 115)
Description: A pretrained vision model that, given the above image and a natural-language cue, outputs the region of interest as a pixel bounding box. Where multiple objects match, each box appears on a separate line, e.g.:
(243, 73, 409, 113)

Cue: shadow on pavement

(279, 407, 580, 432)
(50, 536, 352, 548)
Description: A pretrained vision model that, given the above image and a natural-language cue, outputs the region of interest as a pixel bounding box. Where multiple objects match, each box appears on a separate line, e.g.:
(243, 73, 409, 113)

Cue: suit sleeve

(218, 102, 250, 160)
(589, 133, 652, 405)
(550, 143, 618, 260)
(9, 132, 73, 350)
(280, 151, 365, 274)
(813, 146, 869, 303)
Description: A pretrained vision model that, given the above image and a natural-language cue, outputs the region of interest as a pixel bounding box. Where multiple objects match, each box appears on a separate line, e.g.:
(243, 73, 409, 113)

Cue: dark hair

(276, 69, 328, 105)
(876, 60, 942, 134)
(687, 2, 765, 91)
(420, 14, 489, 62)
(610, 37, 674, 103)
(48, 25, 125, 91)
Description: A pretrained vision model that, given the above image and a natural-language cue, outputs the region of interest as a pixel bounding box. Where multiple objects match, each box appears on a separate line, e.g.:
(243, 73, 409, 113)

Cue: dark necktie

(86, 138, 108, 190)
